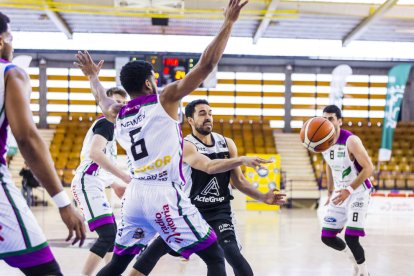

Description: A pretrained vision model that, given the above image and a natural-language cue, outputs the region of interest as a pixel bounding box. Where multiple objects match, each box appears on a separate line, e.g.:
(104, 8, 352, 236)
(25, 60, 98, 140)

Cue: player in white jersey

(71, 87, 130, 276)
(320, 105, 374, 276)
(75, 1, 248, 275)
(0, 12, 85, 275)
(131, 99, 286, 276)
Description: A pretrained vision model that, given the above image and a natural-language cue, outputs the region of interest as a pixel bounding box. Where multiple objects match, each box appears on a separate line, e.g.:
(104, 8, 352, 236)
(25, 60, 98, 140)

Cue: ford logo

(324, 216, 336, 223)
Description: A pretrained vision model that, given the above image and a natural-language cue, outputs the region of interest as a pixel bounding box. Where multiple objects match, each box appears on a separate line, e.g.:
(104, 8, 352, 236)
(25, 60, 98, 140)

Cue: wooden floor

(1, 206, 413, 276)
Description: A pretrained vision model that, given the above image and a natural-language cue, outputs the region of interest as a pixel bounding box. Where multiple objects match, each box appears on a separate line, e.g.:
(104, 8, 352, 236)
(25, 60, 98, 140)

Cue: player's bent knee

(344, 234, 361, 248)
(196, 241, 225, 265)
(321, 236, 346, 251)
(90, 224, 117, 258)
(220, 240, 242, 263)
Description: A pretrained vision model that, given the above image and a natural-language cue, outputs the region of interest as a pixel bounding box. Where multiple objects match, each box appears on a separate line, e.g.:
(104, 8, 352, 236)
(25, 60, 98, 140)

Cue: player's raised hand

(224, 0, 248, 23)
(59, 204, 86, 247)
(240, 156, 272, 168)
(262, 189, 286, 205)
(74, 50, 103, 78)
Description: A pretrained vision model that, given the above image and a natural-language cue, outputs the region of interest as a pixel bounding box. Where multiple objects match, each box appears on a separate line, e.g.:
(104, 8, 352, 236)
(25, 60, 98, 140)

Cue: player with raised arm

(0, 12, 85, 276)
(321, 105, 374, 276)
(71, 87, 130, 276)
(132, 99, 286, 276)
(75, 1, 249, 275)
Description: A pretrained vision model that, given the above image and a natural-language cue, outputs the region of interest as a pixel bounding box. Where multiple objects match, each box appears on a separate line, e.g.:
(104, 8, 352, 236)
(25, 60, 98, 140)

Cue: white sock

(342, 247, 358, 274)
(358, 262, 369, 276)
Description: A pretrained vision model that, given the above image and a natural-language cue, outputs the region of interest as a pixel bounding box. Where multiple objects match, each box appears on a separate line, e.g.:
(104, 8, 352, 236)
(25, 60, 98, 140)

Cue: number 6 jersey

(115, 94, 185, 185)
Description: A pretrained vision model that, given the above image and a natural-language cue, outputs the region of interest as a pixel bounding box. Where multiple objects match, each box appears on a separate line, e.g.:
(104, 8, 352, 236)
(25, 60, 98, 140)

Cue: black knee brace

(133, 236, 171, 275)
(321, 236, 346, 251)
(20, 259, 62, 276)
(90, 223, 117, 258)
(220, 239, 253, 276)
(96, 254, 135, 276)
(345, 234, 365, 264)
(196, 241, 226, 276)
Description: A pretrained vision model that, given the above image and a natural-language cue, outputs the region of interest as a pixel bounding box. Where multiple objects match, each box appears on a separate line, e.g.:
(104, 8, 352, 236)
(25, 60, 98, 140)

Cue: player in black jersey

(131, 99, 286, 276)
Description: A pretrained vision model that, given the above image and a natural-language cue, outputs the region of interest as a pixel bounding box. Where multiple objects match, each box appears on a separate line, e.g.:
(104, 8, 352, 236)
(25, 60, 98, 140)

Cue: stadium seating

(51, 116, 277, 186)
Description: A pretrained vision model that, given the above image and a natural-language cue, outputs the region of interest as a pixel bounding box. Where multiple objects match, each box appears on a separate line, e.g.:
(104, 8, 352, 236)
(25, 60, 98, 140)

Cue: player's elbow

(205, 162, 219, 175)
(15, 128, 39, 151)
(197, 61, 215, 75)
(363, 162, 375, 176)
(205, 166, 216, 175)
(368, 163, 375, 175)
(88, 150, 99, 162)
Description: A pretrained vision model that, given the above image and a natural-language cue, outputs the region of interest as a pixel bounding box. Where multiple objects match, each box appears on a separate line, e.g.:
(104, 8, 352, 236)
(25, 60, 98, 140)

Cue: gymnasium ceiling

(2, 0, 414, 46)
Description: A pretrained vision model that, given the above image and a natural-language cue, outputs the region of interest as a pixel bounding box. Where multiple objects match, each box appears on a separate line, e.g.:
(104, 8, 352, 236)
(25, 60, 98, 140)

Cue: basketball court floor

(1, 199, 412, 276)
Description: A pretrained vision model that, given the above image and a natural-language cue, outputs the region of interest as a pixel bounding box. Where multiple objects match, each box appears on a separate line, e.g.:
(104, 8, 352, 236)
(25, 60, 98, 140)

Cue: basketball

(300, 117, 335, 153)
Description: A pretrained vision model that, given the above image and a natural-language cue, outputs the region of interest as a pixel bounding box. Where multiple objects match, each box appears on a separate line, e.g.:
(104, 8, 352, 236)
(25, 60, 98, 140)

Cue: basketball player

(131, 99, 286, 276)
(321, 105, 374, 276)
(75, 1, 248, 275)
(71, 87, 130, 276)
(0, 12, 86, 275)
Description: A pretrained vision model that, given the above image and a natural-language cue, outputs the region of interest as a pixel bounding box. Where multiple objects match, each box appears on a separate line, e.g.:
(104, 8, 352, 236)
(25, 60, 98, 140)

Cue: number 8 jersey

(115, 94, 186, 185)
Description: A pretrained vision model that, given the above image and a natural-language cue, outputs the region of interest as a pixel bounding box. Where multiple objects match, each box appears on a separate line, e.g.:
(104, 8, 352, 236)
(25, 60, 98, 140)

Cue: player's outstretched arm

(183, 139, 270, 175)
(160, 0, 248, 116)
(74, 51, 123, 123)
(227, 138, 286, 205)
(89, 134, 131, 184)
(5, 67, 86, 246)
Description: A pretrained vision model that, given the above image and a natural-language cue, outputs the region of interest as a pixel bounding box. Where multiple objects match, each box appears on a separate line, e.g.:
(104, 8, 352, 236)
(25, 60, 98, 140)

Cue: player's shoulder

(93, 116, 114, 129)
(118, 94, 157, 118)
(344, 131, 364, 151)
(222, 135, 235, 146)
(184, 133, 196, 142)
(4, 64, 27, 80)
(340, 128, 354, 137)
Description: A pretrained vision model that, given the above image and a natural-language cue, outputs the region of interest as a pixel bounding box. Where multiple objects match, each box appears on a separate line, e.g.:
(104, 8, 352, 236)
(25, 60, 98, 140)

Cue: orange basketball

(300, 117, 335, 153)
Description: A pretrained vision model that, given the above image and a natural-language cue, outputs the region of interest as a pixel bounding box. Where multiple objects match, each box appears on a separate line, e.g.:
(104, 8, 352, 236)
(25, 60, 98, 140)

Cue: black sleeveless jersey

(183, 132, 233, 220)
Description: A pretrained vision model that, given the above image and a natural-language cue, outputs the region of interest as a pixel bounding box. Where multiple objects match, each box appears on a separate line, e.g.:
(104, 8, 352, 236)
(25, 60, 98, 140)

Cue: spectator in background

(19, 162, 40, 206)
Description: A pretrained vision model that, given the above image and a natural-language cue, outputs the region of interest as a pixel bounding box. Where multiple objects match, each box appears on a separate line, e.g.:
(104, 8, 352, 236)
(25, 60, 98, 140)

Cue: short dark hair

(106, 87, 128, 98)
(120, 60, 154, 95)
(185, 99, 210, 118)
(323, 105, 342, 119)
(0, 12, 10, 34)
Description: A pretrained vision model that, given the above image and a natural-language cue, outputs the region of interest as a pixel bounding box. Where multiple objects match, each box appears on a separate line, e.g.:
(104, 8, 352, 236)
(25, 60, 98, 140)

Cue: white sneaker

(341, 247, 358, 275)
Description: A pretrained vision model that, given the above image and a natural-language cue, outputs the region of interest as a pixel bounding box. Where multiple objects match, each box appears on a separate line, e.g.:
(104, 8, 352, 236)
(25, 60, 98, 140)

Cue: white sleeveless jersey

(115, 94, 185, 185)
(322, 129, 372, 192)
(75, 117, 117, 178)
(0, 59, 16, 167)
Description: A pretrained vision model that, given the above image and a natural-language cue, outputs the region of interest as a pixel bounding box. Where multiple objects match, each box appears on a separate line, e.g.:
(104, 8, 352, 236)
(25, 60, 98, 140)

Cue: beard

(195, 124, 212, 136)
